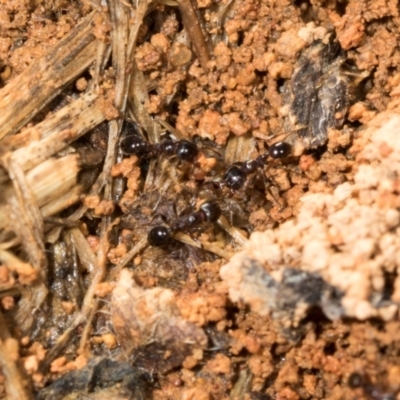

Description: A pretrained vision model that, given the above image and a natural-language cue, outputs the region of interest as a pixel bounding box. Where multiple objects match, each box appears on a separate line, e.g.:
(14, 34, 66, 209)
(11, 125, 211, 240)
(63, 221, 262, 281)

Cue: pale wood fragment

(0, 11, 104, 139)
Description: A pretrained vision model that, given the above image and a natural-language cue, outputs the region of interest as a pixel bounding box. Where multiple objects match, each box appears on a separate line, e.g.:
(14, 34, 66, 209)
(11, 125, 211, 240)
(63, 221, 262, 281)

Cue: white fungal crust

(111, 270, 207, 349)
(221, 112, 400, 322)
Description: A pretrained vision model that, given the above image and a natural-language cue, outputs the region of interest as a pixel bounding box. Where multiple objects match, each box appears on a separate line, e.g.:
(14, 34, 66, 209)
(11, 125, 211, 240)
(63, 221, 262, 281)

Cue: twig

(217, 215, 248, 246)
(178, 0, 210, 71)
(109, 236, 148, 281)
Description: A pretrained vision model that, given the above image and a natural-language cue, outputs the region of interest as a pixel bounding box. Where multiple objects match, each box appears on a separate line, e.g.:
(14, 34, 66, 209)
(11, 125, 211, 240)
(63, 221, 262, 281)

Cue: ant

(121, 121, 293, 186)
(120, 120, 293, 247)
(148, 201, 221, 247)
(143, 141, 292, 246)
(222, 141, 292, 190)
(348, 372, 395, 400)
(120, 121, 199, 163)
(121, 121, 293, 190)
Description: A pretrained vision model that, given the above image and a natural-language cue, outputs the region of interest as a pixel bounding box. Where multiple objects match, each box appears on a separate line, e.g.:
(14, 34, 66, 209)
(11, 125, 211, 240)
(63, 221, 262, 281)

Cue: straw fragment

(0, 155, 81, 231)
(0, 91, 107, 183)
(0, 11, 107, 139)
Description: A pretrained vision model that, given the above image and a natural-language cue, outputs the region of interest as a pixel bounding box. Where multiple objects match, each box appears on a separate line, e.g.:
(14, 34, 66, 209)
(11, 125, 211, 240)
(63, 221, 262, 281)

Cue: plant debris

(283, 33, 350, 152)
(1, 0, 400, 398)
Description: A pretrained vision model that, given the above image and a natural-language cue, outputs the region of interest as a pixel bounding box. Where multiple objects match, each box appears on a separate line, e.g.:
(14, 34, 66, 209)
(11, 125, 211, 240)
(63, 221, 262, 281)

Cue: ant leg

(261, 168, 287, 210)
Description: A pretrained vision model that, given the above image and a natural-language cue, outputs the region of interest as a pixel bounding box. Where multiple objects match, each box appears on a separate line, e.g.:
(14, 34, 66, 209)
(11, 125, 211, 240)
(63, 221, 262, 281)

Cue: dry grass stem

(1, 0, 396, 398)
(199, 240, 233, 260)
(178, 0, 210, 71)
(42, 217, 119, 366)
(69, 228, 98, 275)
(0, 11, 105, 139)
(109, 236, 148, 281)
(217, 215, 248, 246)
(41, 186, 83, 219)
(0, 92, 106, 183)
(129, 60, 158, 142)
(0, 251, 36, 284)
(0, 155, 80, 230)
(0, 155, 80, 331)
(1, 156, 46, 271)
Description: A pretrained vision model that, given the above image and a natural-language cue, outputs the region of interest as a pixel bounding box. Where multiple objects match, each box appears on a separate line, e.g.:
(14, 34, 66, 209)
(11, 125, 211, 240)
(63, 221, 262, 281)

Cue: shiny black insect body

(223, 141, 292, 190)
(120, 122, 291, 248)
(148, 201, 222, 247)
(121, 135, 199, 163)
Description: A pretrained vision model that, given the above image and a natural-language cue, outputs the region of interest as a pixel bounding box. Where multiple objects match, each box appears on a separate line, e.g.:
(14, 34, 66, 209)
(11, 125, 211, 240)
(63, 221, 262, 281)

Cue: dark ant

(145, 141, 292, 245)
(121, 120, 292, 189)
(148, 201, 221, 247)
(222, 141, 292, 190)
(121, 120, 292, 246)
(120, 129, 199, 163)
(348, 372, 395, 400)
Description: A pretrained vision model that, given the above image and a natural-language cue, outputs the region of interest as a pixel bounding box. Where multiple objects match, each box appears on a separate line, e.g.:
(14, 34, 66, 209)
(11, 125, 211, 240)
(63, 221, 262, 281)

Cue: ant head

(200, 201, 222, 223)
(269, 142, 292, 159)
(176, 140, 199, 162)
(223, 164, 246, 190)
(148, 226, 171, 247)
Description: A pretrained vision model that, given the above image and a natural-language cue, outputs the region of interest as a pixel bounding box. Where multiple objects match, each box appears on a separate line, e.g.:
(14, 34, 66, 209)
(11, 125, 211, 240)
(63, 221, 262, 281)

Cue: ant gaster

(223, 141, 292, 190)
(148, 201, 222, 247)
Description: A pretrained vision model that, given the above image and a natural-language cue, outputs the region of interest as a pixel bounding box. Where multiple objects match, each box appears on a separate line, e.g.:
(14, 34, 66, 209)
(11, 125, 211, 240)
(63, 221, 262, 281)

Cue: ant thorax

(283, 35, 349, 152)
